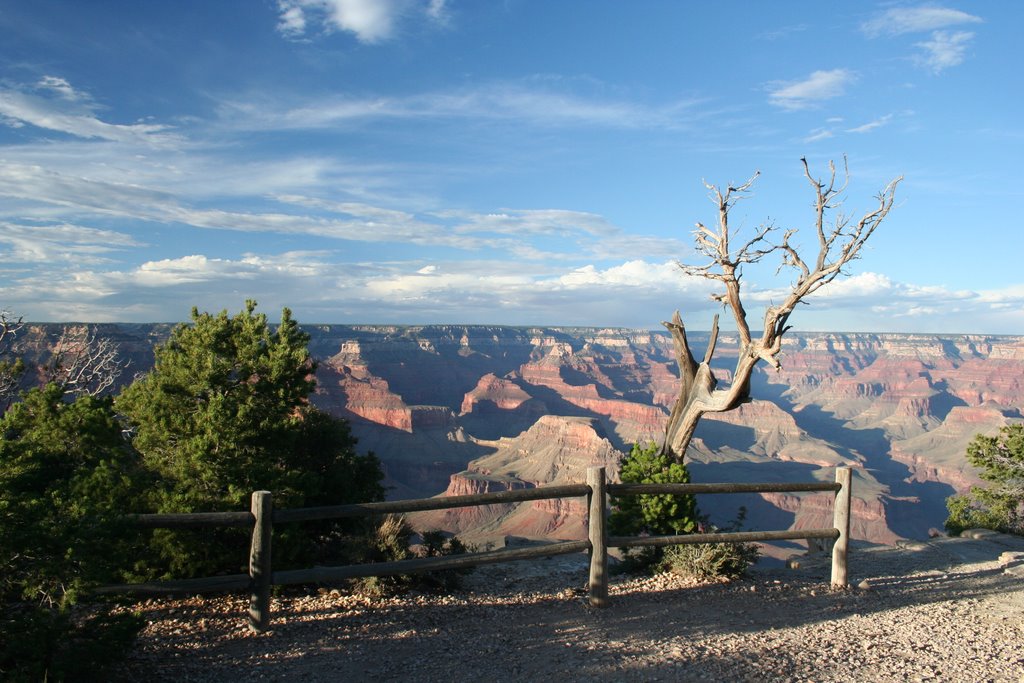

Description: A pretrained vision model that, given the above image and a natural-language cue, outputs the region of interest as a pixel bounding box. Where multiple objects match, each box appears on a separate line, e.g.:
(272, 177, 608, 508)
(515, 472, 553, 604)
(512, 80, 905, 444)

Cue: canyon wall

(10, 324, 1023, 545)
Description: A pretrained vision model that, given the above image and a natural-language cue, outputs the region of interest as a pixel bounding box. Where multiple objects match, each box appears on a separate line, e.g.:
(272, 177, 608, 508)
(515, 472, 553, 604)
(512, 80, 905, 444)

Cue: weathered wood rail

(102, 467, 852, 631)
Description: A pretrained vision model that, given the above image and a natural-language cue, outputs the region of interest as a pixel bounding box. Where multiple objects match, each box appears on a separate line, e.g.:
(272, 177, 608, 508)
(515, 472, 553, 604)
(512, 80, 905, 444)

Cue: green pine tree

(0, 384, 144, 681)
(610, 442, 698, 537)
(116, 301, 384, 576)
(945, 424, 1024, 536)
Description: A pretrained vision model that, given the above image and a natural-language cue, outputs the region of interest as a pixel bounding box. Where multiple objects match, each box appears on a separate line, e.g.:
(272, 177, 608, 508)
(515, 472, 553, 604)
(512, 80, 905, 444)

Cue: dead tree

(46, 326, 127, 397)
(0, 309, 25, 407)
(662, 158, 901, 461)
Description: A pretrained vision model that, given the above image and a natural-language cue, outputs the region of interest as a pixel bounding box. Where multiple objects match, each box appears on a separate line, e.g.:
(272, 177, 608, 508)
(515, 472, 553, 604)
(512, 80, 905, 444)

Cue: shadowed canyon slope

(11, 324, 1024, 545)
(314, 326, 1023, 545)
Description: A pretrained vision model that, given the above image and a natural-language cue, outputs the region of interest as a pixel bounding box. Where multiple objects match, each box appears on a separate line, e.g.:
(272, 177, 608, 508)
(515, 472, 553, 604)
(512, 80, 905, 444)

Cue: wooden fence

(102, 466, 852, 632)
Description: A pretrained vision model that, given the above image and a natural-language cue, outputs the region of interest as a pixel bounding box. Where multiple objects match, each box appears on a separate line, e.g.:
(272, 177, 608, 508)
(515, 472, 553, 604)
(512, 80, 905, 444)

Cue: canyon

(10, 323, 1024, 547)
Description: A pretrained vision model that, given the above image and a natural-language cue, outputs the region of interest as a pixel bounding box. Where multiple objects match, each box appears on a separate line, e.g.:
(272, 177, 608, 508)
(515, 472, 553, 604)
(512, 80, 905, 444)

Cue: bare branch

(0, 309, 26, 409)
(664, 159, 902, 461)
(46, 326, 128, 398)
(0, 309, 24, 348)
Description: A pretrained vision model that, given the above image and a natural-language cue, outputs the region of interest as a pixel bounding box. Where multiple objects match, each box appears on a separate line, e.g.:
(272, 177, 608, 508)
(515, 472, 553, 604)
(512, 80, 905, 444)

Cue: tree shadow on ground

(119, 535, 1024, 682)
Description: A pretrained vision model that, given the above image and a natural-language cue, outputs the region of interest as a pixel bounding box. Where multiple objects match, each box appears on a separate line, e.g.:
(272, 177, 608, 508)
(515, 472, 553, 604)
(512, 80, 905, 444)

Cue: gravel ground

(115, 531, 1024, 682)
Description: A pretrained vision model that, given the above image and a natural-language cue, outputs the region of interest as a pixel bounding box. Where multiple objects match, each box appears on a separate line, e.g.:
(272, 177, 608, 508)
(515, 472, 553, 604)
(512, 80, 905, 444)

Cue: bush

(945, 424, 1024, 536)
(355, 517, 474, 596)
(659, 508, 759, 581)
(609, 442, 698, 536)
(659, 541, 760, 580)
(116, 301, 384, 577)
(0, 384, 145, 680)
(1, 606, 143, 682)
(418, 530, 474, 592)
(609, 442, 698, 571)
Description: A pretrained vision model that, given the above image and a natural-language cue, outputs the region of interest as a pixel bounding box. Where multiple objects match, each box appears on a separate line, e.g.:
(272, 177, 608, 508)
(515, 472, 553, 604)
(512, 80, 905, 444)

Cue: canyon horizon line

(21, 319, 1024, 339)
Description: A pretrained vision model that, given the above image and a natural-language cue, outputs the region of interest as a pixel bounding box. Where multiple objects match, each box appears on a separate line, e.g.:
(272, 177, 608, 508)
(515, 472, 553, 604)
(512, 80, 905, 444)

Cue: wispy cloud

(11, 253, 1024, 332)
(846, 114, 893, 134)
(218, 84, 707, 132)
(5, 254, 717, 326)
(767, 69, 856, 110)
(758, 24, 809, 41)
(0, 221, 141, 264)
(0, 160, 677, 266)
(0, 78, 176, 145)
(441, 208, 619, 238)
(862, 6, 983, 74)
(276, 0, 447, 43)
(803, 128, 835, 143)
(915, 30, 975, 73)
(861, 6, 982, 37)
(36, 76, 88, 102)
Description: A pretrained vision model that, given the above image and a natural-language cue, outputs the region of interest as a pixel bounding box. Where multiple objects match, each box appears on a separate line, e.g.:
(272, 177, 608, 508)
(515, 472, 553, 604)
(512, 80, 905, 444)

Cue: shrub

(0, 384, 145, 680)
(116, 301, 384, 577)
(659, 541, 759, 580)
(419, 530, 474, 592)
(945, 424, 1024, 536)
(1, 606, 143, 682)
(609, 441, 698, 536)
(658, 507, 760, 581)
(609, 442, 698, 571)
(355, 517, 474, 596)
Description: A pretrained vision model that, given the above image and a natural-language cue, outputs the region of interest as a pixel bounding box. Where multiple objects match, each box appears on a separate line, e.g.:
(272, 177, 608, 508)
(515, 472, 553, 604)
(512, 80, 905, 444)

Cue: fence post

(248, 490, 273, 631)
(831, 467, 852, 588)
(587, 466, 608, 607)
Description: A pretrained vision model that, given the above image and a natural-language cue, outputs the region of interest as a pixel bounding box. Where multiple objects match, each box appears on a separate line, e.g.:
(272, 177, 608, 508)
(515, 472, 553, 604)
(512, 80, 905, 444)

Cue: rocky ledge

(116, 531, 1024, 682)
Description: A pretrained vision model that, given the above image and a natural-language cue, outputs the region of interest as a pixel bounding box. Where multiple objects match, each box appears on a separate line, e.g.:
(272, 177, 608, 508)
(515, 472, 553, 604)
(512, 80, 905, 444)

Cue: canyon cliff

(10, 324, 1023, 545)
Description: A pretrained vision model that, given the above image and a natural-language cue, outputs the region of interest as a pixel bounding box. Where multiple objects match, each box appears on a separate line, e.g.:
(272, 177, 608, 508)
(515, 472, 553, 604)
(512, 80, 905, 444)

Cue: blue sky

(1, 1, 1021, 333)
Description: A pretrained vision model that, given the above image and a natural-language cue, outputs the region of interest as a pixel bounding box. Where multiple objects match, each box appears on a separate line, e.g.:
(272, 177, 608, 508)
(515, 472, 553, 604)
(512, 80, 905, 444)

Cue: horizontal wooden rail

(273, 540, 591, 585)
(101, 467, 853, 632)
(130, 511, 254, 528)
(274, 484, 590, 523)
(609, 527, 840, 550)
(96, 573, 251, 596)
(98, 541, 592, 596)
(608, 481, 840, 496)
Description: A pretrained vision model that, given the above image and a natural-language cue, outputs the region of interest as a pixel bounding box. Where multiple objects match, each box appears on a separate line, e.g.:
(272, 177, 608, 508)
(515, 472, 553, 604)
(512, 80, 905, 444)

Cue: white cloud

(425, 0, 448, 22)
(0, 80, 176, 145)
(915, 30, 975, 73)
(803, 128, 835, 143)
(767, 69, 856, 110)
(324, 0, 397, 42)
(36, 76, 86, 101)
(7, 249, 1024, 332)
(861, 6, 982, 37)
(445, 208, 619, 238)
(846, 114, 893, 134)
(276, 3, 307, 36)
(0, 221, 140, 264)
(861, 6, 982, 74)
(217, 84, 707, 132)
(556, 260, 689, 290)
(815, 272, 896, 300)
(277, 0, 447, 43)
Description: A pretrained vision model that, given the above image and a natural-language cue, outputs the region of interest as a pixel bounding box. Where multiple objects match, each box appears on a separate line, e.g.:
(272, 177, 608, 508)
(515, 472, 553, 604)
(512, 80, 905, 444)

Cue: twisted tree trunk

(661, 158, 901, 461)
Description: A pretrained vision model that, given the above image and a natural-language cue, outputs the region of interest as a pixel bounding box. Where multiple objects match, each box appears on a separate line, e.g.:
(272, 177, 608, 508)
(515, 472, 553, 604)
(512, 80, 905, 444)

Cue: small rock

(858, 579, 872, 590)
(998, 551, 1024, 568)
(961, 528, 999, 539)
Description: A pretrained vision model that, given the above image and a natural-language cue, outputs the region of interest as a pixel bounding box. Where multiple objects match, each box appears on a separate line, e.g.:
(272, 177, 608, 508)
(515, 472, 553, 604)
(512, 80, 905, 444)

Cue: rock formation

(8, 323, 1023, 545)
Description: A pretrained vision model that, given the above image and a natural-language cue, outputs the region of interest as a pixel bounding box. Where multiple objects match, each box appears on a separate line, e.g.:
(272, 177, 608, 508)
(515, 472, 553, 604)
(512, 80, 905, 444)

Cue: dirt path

(117, 532, 1024, 682)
